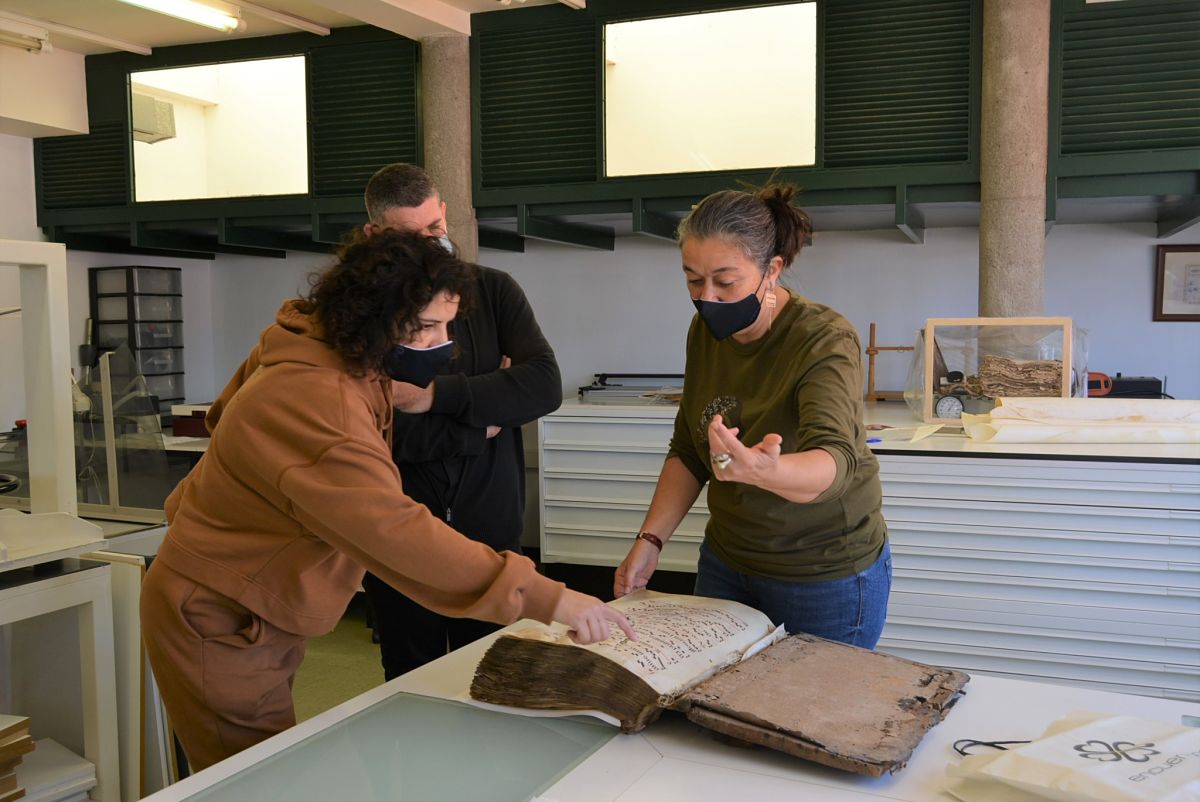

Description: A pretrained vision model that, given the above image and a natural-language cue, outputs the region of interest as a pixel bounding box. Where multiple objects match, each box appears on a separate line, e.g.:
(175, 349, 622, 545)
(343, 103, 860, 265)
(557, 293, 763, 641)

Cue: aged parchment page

(507, 590, 785, 697)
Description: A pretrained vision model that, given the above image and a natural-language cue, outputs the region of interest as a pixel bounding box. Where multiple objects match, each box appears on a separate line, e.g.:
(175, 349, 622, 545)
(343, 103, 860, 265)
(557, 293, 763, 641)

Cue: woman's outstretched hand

(707, 414, 782, 486)
(552, 588, 638, 644)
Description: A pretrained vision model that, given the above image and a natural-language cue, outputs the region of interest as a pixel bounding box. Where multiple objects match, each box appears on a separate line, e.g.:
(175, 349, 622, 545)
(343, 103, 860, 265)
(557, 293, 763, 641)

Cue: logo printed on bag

(1128, 747, 1200, 783)
(1073, 740, 1159, 763)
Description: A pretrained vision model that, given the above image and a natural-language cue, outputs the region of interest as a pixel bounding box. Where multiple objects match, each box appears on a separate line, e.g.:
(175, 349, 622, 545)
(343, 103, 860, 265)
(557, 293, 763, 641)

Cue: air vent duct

(131, 92, 175, 144)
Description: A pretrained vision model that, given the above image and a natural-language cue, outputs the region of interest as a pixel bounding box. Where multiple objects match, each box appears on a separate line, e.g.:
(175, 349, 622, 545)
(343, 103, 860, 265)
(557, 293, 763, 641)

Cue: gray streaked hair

(677, 185, 813, 270)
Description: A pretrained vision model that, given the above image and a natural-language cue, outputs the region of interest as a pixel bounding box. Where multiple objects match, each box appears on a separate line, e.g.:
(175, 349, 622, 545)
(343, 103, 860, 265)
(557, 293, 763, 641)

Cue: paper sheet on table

(962, 398, 1200, 444)
(870, 424, 946, 443)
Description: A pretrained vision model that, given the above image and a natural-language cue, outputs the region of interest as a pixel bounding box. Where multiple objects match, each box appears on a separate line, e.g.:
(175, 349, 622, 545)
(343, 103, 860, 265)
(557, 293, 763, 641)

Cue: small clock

(934, 394, 965, 419)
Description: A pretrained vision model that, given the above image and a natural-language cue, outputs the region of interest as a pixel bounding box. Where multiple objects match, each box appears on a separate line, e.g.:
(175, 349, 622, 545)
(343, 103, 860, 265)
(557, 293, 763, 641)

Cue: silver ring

(712, 453, 733, 470)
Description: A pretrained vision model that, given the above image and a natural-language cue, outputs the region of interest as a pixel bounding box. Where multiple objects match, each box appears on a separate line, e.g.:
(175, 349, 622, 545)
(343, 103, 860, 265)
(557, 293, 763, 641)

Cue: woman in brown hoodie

(141, 231, 634, 771)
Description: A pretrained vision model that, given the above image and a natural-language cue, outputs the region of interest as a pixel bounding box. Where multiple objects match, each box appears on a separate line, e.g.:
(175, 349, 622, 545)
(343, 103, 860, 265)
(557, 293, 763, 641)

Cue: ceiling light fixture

(0, 10, 149, 55)
(0, 17, 50, 53)
(116, 0, 245, 33)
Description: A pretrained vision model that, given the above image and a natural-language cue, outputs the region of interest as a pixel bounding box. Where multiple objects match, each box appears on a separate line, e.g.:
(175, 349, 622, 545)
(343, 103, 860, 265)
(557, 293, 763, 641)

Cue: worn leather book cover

(674, 632, 970, 776)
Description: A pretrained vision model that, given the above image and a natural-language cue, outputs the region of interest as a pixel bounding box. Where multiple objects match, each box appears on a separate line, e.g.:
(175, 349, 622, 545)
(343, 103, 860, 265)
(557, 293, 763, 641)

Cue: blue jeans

(694, 540, 892, 649)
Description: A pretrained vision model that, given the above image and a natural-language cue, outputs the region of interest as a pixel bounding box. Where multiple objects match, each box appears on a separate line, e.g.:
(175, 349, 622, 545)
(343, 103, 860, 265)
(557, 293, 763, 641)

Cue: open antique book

(470, 591, 970, 776)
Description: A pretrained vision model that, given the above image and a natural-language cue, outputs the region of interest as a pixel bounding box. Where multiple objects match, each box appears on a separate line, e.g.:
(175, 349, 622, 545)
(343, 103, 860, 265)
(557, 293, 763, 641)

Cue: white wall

(0, 47, 87, 138)
(209, 251, 328, 388)
(477, 224, 1199, 402)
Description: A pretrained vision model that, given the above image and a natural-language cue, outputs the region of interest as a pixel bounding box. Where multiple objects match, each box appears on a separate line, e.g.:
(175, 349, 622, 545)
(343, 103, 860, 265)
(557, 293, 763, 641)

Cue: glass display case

(904, 317, 1084, 424)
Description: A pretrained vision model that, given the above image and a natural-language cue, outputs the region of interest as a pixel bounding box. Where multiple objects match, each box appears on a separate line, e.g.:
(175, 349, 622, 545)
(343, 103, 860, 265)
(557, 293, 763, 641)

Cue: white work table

(139, 627, 1199, 802)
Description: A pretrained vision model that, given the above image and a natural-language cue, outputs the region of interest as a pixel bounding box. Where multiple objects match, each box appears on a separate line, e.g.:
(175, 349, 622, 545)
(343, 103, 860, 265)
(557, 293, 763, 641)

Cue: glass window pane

(604, 3, 817, 177)
(131, 56, 308, 202)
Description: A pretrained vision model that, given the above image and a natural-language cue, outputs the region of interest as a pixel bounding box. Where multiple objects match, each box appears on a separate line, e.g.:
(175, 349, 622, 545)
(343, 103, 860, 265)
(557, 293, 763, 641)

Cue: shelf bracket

(518, 206, 614, 250)
(895, 185, 925, 244)
(1156, 198, 1200, 239)
(132, 222, 286, 259)
(218, 219, 331, 254)
(477, 227, 525, 253)
(631, 202, 678, 241)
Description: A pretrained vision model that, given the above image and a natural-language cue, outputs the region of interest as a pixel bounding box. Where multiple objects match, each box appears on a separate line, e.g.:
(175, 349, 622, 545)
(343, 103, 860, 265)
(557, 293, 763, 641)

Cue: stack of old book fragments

(978, 354, 1063, 397)
(472, 591, 969, 777)
(0, 715, 34, 802)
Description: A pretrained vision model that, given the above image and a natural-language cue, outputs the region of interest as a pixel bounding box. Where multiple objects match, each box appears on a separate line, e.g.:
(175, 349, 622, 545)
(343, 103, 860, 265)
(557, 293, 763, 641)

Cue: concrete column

(978, 0, 1050, 317)
(420, 33, 478, 263)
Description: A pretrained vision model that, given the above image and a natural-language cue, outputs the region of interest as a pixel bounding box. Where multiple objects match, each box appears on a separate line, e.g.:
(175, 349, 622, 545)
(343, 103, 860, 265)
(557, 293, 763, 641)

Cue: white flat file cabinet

(539, 405, 698, 572)
(537, 403, 1200, 701)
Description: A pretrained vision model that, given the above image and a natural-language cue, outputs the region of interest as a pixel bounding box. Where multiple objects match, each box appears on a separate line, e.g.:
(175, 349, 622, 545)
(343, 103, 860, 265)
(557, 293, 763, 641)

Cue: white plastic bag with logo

(945, 710, 1200, 802)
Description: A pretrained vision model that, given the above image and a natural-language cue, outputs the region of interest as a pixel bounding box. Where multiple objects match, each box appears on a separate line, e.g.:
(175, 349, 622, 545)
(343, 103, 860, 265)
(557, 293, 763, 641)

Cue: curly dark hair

(299, 229, 476, 377)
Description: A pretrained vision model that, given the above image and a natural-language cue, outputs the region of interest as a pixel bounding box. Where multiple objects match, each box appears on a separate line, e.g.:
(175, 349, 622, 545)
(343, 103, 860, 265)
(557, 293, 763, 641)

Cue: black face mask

(692, 274, 766, 340)
(382, 340, 454, 387)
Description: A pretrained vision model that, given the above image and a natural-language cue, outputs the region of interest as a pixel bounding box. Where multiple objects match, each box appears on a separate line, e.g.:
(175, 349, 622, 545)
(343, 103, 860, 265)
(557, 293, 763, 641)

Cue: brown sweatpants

(140, 561, 306, 772)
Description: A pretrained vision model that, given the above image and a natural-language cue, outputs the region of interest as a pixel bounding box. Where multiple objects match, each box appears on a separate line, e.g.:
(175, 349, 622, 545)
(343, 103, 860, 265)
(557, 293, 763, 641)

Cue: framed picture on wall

(1154, 245, 1200, 322)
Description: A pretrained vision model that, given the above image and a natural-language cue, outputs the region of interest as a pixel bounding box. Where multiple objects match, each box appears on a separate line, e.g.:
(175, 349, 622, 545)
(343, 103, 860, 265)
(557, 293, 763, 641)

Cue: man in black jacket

(360, 163, 563, 678)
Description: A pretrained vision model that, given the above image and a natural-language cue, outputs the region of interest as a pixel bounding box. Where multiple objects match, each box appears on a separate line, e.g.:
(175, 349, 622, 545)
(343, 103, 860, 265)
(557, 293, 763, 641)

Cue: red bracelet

(636, 532, 663, 551)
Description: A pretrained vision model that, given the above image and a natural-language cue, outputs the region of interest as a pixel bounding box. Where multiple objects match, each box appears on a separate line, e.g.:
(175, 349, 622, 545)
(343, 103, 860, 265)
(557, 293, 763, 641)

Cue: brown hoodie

(155, 300, 564, 636)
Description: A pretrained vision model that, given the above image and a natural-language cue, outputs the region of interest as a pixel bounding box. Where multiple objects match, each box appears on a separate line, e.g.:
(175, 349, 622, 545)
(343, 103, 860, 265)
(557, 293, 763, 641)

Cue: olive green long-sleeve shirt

(668, 294, 886, 581)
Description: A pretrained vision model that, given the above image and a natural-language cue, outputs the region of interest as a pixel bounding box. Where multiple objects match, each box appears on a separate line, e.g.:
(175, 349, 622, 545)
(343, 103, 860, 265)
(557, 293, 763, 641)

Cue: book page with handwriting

(510, 591, 785, 697)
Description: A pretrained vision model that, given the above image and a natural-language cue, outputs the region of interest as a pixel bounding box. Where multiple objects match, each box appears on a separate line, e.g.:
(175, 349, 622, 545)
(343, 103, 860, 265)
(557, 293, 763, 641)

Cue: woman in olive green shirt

(613, 185, 891, 648)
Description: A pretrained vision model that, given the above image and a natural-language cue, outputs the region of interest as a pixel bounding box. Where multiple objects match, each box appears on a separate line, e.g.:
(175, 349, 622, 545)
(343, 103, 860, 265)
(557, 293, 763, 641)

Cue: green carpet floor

(292, 594, 384, 723)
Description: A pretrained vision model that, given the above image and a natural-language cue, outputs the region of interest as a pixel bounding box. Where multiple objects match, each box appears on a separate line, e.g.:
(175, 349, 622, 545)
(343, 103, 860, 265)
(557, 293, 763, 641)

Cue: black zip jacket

(391, 265, 562, 550)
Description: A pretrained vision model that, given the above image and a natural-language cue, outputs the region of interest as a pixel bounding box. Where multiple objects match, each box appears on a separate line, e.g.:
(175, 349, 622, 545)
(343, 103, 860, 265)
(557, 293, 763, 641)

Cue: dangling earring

(764, 281, 777, 310)
(765, 281, 777, 331)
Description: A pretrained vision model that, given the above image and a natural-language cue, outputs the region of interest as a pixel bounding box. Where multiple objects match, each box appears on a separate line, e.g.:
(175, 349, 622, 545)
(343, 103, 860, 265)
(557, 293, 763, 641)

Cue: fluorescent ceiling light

(0, 16, 50, 52)
(0, 10, 149, 55)
(117, 0, 244, 33)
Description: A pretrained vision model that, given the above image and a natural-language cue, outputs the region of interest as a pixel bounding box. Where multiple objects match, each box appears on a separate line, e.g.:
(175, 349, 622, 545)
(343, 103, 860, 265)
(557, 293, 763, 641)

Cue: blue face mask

(692, 274, 766, 340)
(383, 340, 454, 387)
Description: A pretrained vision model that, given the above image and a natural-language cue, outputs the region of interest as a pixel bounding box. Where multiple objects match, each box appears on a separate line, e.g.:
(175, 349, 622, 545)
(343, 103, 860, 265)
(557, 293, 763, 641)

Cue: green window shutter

(1060, 2, 1200, 155)
(823, 0, 973, 167)
(477, 22, 597, 188)
(309, 38, 419, 197)
(35, 121, 127, 210)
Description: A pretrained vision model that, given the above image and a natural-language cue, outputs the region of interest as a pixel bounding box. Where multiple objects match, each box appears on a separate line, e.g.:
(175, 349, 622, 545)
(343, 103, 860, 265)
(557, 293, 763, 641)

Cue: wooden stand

(864, 323, 914, 402)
